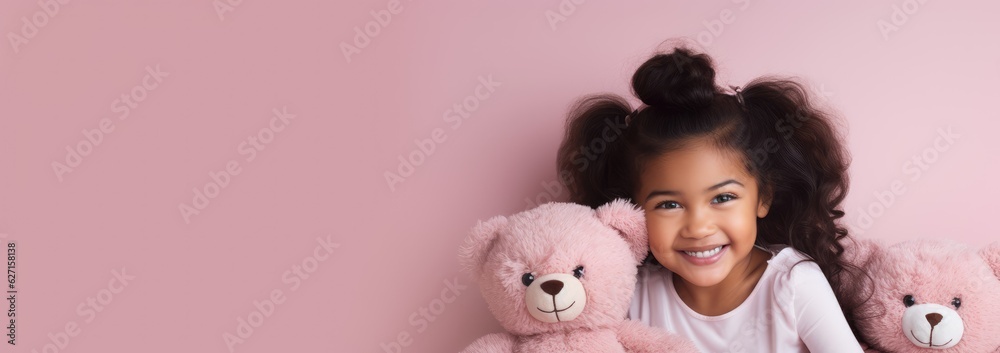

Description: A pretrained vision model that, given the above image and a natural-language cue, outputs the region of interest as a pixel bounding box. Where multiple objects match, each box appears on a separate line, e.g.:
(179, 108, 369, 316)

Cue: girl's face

(636, 140, 770, 288)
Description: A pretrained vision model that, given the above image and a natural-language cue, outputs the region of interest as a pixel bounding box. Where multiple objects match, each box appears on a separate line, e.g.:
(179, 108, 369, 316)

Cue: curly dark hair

(555, 45, 872, 340)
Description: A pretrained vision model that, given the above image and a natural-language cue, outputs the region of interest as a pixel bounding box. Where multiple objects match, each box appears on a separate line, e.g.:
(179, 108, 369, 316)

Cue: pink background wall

(1, 1, 997, 352)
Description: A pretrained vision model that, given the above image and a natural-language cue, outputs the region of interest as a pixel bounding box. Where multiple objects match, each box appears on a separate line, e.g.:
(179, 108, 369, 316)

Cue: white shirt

(627, 245, 862, 353)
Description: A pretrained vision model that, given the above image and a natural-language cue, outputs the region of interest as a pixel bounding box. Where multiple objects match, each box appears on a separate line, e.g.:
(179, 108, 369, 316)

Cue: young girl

(556, 46, 868, 352)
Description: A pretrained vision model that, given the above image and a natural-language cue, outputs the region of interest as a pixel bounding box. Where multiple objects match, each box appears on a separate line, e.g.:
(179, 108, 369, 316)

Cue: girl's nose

(680, 207, 715, 239)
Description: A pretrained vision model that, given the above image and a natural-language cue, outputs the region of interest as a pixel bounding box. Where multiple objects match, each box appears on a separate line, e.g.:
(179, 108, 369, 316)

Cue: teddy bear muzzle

(523, 273, 587, 323)
(901, 303, 963, 349)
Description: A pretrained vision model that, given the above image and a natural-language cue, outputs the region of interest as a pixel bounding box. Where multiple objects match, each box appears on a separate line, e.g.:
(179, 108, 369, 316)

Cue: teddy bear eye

(903, 295, 915, 307)
(573, 266, 584, 279)
(521, 273, 534, 286)
(951, 297, 961, 309)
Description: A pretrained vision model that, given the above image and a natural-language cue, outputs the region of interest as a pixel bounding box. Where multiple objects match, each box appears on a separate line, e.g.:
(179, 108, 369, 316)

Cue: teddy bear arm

(615, 320, 700, 353)
(459, 332, 517, 353)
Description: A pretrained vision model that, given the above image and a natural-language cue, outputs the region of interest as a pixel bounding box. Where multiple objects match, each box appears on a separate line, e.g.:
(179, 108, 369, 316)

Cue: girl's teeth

(684, 246, 722, 258)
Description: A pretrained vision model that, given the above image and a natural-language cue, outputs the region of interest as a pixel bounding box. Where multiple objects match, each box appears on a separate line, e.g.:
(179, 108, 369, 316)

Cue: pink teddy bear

(457, 199, 697, 353)
(843, 239, 1000, 352)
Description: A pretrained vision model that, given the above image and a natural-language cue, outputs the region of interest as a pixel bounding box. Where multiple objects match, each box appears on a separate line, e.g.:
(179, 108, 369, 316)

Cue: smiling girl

(556, 46, 868, 352)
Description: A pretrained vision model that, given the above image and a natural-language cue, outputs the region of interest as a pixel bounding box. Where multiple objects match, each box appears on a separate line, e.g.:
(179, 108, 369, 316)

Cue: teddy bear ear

(595, 198, 647, 264)
(980, 242, 1000, 280)
(841, 236, 882, 267)
(458, 215, 509, 276)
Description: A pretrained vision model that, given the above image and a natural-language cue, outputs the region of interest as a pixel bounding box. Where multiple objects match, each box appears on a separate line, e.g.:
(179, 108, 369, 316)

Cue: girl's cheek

(647, 231, 674, 254)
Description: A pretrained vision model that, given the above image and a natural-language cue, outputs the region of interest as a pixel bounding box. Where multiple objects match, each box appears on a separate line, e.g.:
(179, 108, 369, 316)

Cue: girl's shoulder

(762, 244, 823, 275)
(761, 245, 831, 300)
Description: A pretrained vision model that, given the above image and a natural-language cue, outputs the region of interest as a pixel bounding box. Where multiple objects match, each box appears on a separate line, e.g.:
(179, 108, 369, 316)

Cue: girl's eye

(655, 201, 681, 209)
(654, 193, 737, 209)
(712, 193, 737, 204)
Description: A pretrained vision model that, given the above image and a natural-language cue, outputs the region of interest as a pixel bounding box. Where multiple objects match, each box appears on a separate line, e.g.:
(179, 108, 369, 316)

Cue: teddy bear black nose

(925, 313, 943, 327)
(540, 280, 564, 295)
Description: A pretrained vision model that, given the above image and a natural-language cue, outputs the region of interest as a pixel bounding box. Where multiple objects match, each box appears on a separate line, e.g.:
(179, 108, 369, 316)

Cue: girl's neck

(672, 246, 772, 316)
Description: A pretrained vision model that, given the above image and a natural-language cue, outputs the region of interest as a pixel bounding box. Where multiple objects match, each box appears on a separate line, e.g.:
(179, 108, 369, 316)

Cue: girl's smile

(677, 244, 728, 265)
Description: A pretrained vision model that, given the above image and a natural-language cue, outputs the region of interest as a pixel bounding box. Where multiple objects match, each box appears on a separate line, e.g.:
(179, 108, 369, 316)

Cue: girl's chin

(666, 256, 733, 288)
(673, 269, 728, 288)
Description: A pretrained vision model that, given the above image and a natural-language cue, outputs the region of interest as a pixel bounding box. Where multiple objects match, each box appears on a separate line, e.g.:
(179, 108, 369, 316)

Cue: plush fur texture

(843, 239, 1000, 353)
(458, 199, 697, 353)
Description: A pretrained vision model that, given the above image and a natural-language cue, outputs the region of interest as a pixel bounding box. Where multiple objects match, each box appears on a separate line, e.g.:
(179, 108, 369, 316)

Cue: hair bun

(631, 47, 718, 111)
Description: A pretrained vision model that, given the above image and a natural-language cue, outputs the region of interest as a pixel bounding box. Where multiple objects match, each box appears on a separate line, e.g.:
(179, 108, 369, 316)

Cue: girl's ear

(757, 187, 773, 218)
(756, 200, 770, 218)
(458, 215, 508, 276)
(980, 242, 1000, 280)
(595, 198, 648, 264)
